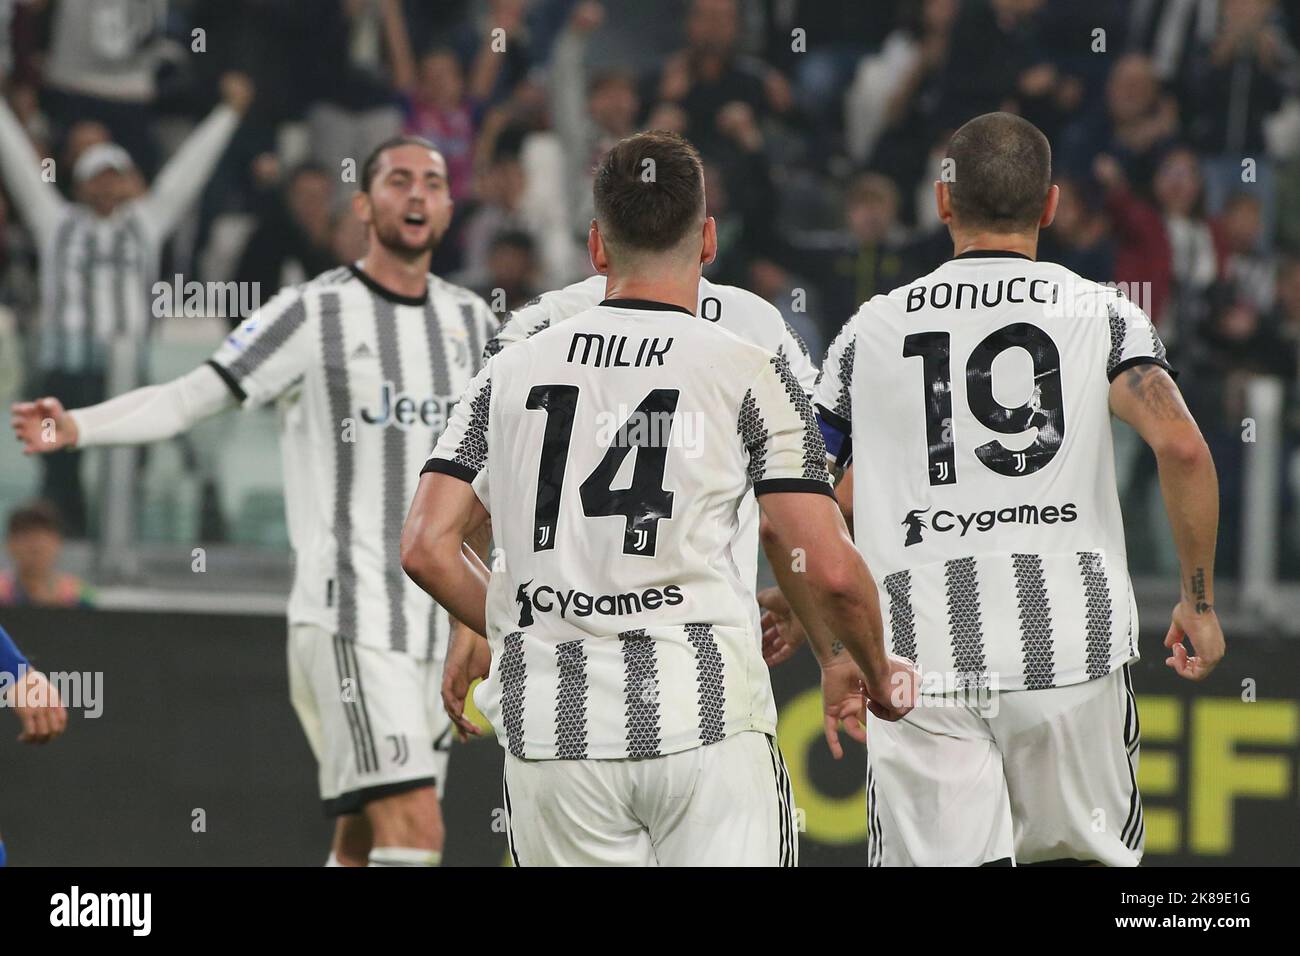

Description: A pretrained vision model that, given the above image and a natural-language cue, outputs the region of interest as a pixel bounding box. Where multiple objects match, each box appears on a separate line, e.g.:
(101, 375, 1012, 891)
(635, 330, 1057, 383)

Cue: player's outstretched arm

(11, 364, 237, 454)
(758, 491, 918, 725)
(401, 473, 492, 638)
(1110, 364, 1224, 680)
(135, 72, 253, 239)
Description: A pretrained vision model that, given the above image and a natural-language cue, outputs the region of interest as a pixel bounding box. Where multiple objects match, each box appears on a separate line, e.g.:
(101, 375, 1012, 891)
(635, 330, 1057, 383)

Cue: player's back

(439, 298, 826, 759)
(816, 252, 1171, 693)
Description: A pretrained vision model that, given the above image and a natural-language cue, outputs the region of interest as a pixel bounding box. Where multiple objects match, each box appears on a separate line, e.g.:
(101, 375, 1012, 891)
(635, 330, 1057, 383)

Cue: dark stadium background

(1, 0, 1298, 866)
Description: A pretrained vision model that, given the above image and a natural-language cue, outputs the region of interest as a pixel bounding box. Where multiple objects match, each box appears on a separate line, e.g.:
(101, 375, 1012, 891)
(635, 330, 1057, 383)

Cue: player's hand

(10, 397, 78, 453)
(6, 669, 68, 744)
(863, 653, 919, 722)
(1164, 600, 1224, 681)
(758, 586, 806, 666)
(442, 623, 490, 742)
(219, 71, 255, 114)
(820, 656, 866, 759)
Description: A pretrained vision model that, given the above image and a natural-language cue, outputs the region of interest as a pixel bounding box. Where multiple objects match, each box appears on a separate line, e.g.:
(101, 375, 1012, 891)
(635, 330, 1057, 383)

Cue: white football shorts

(288, 623, 453, 815)
(864, 663, 1143, 866)
(501, 730, 797, 866)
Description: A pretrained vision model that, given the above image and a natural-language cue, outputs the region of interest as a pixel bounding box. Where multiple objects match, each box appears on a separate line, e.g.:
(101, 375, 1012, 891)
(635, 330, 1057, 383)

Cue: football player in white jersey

(402, 131, 916, 866)
(806, 112, 1224, 865)
(440, 272, 821, 708)
(12, 137, 498, 867)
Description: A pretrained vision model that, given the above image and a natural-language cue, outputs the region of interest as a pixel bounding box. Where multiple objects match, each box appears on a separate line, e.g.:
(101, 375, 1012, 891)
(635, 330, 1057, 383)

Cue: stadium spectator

(930, 0, 1047, 133)
(456, 122, 571, 289)
(1059, 53, 1181, 190)
(304, 0, 410, 210)
(39, 0, 170, 175)
(1094, 146, 1223, 341)
(0, 71, 252, 536)
(646, 0, 794, 161)
(0, 500, 94, 607)
(474, 228, 539, 313)
(397, 47, 482, 202)
(1216, 191, 1277, 310)
(1038, 174, 1116, 280)
(761, 0, 890, 153)
(845, 0, 959, 174)
(1188, 278, 1296, 574)
(1183, 0, 1298, 238)
(550, 2, 640, 249)
(449, 0, 535, 109)
(234, 163, 337, 312)
(759, 172, 909, 344)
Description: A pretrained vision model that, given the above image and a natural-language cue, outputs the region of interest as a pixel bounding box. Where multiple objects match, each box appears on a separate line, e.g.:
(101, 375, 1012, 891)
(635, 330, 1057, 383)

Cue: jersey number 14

(526, 384, 678, 557)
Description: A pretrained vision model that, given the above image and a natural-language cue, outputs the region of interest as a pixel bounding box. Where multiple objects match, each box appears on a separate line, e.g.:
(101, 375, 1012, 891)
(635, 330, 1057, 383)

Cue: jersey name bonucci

(210, 264, 498, 660)
(815, 252, 1170, 693)
(427, 297, 833, 760)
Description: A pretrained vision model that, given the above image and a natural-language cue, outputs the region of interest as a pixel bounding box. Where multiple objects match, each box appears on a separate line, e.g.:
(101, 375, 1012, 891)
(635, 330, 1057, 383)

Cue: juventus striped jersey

(483, 274, 818, 600)
(814, 252, 1171, 693)
(210, 264, 498, 660)
(0, 98, 240, 373)
(426, 296, 833, 760)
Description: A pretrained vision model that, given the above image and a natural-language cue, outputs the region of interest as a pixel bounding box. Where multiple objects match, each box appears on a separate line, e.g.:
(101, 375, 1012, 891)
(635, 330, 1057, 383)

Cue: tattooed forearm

(830, 640, 844, 657)
(1121, 364, 1186, 421)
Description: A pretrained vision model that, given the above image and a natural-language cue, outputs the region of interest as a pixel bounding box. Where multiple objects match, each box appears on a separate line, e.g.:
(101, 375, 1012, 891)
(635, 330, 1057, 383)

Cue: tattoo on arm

(830, 640, 844, 657)
(1188, 567, 1212, 614)
(1121, 364, 1187, 421)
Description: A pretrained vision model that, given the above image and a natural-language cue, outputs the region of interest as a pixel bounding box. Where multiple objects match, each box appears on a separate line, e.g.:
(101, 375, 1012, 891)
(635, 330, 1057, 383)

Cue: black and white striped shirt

(210, 264, 498, 660)
(0, 98, 239, 373)
(815, 254, 1167, 692)
(426, 297, 832, 759)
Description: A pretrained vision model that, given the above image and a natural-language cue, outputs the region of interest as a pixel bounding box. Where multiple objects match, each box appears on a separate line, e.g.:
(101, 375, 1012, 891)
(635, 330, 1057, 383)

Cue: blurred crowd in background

(2, 0, 1300, 596)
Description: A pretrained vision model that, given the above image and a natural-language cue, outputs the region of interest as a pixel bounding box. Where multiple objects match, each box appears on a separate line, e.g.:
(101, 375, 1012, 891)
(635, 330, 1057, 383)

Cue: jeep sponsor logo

(902, 502, 1078, 546)
(516, 582, 685, 626)
(360, 381, 453, 430)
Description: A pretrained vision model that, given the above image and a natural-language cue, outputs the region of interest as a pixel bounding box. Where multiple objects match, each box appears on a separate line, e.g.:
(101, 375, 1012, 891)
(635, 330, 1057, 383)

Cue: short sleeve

(1104, 292, 1171, 381)
(208, 288, 314, 407)
(474, 300, 502, 373)
(812, 319, 856, 471)
(422, 363, 493, 486)
(483, 295, 547, 360)
(779, 320, 819, 398)
(740, 352, 834, 497)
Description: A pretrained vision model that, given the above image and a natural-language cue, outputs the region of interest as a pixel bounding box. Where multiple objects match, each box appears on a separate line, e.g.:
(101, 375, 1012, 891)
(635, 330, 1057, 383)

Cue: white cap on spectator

(73, 143, 134, 183)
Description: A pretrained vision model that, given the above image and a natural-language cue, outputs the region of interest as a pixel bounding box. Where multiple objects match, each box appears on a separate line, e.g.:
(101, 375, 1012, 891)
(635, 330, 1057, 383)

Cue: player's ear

(589, 220, 610, 275)
(352, 190, 372, 227)
(1040, 184, 1060, 229)
(701, 216, 718, 266)
(934, 181, 953, 224)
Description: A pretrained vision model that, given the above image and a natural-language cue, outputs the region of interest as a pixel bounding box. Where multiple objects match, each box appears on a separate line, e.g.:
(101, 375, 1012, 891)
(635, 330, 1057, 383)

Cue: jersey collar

(953, 250, 1034, 261)
(598, 297, 695, 316)
(349, 264, 428, 306)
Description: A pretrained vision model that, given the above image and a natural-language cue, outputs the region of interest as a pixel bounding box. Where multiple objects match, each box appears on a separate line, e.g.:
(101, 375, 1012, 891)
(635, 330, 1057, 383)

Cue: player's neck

(601, 274, 699, 316)
(951, 232, 1039, 261)
(358, 250, 432, 300)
